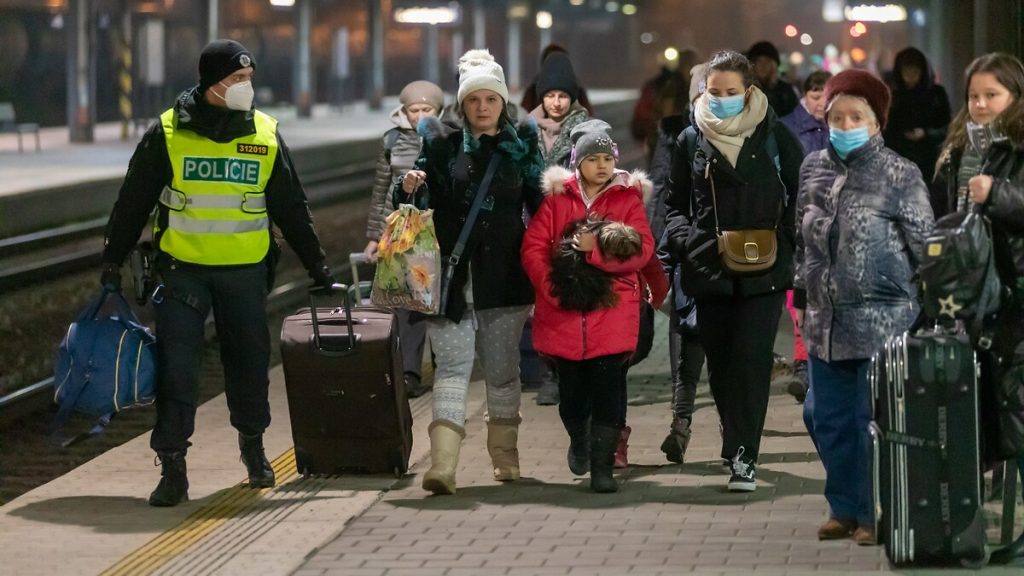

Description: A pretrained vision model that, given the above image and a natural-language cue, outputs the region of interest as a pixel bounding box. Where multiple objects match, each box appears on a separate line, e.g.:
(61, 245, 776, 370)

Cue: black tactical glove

(100, 263, 122, 292)
(309, 263, 337, 291)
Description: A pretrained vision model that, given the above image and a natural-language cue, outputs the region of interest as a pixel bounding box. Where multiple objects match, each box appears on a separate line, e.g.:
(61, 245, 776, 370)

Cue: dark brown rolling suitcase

(280, 286, 413, 476)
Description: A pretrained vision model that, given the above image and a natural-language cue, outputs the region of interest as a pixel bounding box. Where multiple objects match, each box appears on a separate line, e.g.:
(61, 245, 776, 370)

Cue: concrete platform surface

(1, 312, 1021, 575)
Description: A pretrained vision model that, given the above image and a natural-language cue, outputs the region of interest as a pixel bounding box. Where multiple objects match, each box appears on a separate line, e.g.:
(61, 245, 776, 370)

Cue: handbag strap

(448, 151, 503, 268)
(703, 149, 783, 236)
(705, 161, 722, 236)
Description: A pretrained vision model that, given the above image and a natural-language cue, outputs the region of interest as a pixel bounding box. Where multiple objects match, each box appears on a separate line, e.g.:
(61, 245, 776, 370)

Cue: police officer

(100, 39, 335, 507)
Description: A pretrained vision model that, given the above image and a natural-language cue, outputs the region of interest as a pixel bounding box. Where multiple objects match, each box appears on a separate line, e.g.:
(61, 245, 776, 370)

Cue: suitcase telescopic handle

(349, 252, 369, 286)
(309, 283, 359, 357)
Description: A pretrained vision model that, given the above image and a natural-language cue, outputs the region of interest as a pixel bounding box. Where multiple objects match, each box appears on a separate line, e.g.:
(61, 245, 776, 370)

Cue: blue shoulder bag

(51, 288, 156, 446)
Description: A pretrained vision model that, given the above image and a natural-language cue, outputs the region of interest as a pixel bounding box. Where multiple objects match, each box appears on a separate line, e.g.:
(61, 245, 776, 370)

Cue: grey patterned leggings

(428, 305, 531, 427)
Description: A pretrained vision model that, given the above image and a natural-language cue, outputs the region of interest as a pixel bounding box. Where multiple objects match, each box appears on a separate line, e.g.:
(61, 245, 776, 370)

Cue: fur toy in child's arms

(548, 218, 642, 311)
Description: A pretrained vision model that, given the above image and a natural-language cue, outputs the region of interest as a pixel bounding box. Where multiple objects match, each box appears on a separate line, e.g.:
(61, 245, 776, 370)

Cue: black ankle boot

(563, 419, 590, 476)
(990, 532, 1024, 565)
(589, 425, 620, 493)
(149, 451, 189, 507)
(239, 433, 275, 488)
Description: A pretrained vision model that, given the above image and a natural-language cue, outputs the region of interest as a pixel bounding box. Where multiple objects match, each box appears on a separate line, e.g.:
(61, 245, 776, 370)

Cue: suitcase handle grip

(309, 283, 358, 357)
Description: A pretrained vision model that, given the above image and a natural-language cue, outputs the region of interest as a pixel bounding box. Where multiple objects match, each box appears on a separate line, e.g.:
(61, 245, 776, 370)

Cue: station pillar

(67, 0, 96, 143)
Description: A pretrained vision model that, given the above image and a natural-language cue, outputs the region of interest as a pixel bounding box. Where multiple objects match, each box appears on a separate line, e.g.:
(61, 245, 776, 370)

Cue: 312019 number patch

(237, 143, 268, 156)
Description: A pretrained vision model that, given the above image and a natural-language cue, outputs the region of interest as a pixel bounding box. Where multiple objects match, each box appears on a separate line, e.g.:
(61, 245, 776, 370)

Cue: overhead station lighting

(784, 24, 798, 38)
(822, 0, 845, 22)
(800, 33, 813, 46)
(663, 47, 679, 62)
(395, 3, 461, 25)
(622, 3, 637, 15)
(269, 0, 295, 6)
(507, 2, 529, 19)
(536, 10, 553, 29)
(844, 4, 908, 22)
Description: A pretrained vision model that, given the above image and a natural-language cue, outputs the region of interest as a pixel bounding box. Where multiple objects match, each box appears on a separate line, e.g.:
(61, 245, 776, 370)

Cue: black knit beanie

(536, 52, 580, 103)
(198, 39, 255, 93)
(747, 41, 780, 65)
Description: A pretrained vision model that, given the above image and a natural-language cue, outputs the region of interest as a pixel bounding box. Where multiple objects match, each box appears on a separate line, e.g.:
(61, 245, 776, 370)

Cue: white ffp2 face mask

(217, 80, 254, 111)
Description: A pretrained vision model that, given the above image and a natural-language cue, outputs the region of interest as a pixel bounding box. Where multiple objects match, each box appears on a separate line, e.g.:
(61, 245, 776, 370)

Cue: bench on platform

(0, 102, 40, 153)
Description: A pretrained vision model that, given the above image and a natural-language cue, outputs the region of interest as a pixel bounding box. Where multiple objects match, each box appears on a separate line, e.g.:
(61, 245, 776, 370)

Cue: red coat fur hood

(541, 166, 654, 204)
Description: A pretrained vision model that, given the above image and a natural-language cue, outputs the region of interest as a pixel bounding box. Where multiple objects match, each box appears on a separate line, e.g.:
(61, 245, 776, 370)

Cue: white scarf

(694, 86, 769, 167)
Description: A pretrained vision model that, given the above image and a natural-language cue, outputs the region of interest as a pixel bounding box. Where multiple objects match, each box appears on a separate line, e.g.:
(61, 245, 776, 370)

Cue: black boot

(990, 532, 1024, 565)
(660, 417, 692, 464)
(563, 419, 590, 475)
(149, 451, 189, 507)
(239, 433, 276, 488)
(590, 425, 620, 493)
(785, 360, 809, 403)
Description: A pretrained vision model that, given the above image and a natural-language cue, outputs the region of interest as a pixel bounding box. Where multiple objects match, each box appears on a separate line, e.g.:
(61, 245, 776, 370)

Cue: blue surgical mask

(707, 93, 746, 119)
(829, 126, 870, 159)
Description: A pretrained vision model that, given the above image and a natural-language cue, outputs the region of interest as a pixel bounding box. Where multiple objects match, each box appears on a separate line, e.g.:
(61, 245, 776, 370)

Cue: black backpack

(920, 205, 1002, 336)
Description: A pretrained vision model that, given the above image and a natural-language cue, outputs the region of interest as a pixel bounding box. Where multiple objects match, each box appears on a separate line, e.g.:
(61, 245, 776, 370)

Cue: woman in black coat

(932, 52, 1024, 565)
(665, 50, 802, 492)
(884, 47, 951, 185)
(397, 50, 544, 496)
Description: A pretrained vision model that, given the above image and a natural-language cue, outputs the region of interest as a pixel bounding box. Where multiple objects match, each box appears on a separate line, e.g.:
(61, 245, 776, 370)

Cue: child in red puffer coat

(521, 119, 655, 493)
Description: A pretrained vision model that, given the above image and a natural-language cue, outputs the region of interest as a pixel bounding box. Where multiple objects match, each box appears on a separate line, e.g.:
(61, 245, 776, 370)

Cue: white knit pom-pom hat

(456, 49, 509, 105)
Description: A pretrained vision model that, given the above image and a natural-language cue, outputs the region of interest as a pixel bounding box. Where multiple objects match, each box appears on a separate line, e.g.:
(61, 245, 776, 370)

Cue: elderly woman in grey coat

(793, 70, 934, 546)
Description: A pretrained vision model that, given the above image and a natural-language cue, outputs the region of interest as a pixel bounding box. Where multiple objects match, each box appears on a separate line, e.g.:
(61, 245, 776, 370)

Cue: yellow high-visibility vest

(157, 108, 278, 265)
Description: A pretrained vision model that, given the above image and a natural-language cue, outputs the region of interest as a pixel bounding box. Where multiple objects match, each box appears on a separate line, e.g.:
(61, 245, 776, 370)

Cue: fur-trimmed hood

(541, 166, 653, 204)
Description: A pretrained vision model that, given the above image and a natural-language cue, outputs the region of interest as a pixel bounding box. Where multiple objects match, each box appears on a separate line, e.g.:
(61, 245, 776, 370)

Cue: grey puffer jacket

(794, 134, 935, 361)
(365, 106, 427, 240)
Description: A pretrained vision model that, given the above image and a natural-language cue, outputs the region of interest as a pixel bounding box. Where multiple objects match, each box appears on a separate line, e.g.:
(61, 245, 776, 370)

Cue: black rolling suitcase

(280, 286, 413, 476)
(869, 329, 987, 567)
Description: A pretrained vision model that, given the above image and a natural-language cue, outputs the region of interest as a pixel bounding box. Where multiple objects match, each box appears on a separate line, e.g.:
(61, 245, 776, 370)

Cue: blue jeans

(808, 355, 872, 525)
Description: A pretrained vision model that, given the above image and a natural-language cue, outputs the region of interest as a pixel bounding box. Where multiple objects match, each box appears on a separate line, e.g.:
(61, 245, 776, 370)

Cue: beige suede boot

(421, 420, 465, 495)
(486, 414, 522, 481)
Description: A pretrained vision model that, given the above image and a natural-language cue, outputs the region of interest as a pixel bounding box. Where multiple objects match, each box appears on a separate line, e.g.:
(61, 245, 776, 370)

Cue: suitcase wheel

(393, 450, 408, 478)
(295, 448, 312, 476)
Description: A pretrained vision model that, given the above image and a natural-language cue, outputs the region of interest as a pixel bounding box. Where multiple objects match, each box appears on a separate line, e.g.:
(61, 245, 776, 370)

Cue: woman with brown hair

(932, 52, 1024, 565)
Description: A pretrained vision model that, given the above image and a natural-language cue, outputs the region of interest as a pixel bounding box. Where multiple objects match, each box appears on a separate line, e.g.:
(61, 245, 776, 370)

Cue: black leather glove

(100, 263, 122, 292)
(309, 263, 336, 290)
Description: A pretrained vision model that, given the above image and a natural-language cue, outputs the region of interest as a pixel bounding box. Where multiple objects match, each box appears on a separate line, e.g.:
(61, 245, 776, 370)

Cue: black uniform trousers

(696, 290, 785, 462)
(150, 257, 271, 453)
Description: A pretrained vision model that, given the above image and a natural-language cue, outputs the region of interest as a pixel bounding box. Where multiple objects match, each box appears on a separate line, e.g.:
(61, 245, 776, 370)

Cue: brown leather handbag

(708, 167, 778, 275)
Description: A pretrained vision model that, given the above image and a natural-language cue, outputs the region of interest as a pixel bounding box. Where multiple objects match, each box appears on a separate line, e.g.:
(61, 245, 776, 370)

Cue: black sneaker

(727, 447, 756, 492)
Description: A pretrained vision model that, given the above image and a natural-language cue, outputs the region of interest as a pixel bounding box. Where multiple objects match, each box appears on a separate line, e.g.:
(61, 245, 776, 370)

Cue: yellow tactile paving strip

(100, 449, 299, 576)
(97, 393, 436, 576)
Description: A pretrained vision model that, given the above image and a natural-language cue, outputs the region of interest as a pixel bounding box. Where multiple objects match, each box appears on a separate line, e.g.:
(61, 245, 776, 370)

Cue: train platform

(1, 312, 1021, 576)
(0, 91, 637, 238)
